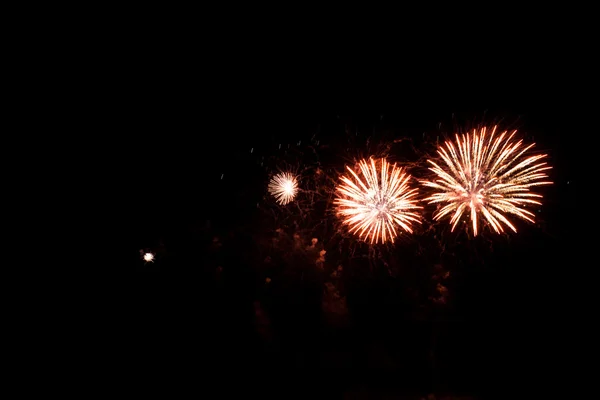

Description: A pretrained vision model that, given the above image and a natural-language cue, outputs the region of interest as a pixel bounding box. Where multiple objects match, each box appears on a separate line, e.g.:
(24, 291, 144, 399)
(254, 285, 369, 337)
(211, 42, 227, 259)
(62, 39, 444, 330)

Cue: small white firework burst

(268, 172, 299, 205)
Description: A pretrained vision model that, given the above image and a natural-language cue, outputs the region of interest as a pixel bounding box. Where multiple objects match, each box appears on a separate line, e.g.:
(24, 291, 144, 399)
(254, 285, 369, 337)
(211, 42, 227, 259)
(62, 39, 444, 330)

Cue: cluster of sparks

(420, 126, 552, 236)
(334, 158, 422, 244)
(268, 172, 299, 205)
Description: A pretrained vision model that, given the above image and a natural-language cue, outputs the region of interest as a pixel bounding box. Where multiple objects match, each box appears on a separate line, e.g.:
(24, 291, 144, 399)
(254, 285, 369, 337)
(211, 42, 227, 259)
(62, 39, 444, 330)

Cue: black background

(102, 35, 585, 397)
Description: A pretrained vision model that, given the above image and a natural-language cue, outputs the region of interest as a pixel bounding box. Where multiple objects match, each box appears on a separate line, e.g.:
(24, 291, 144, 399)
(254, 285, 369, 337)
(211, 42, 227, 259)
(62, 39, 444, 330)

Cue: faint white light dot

(143, 252, 154, 262)
(250, 148, 253, 153)
(221, 174, 224, 180)
(279, 144, 281, 149)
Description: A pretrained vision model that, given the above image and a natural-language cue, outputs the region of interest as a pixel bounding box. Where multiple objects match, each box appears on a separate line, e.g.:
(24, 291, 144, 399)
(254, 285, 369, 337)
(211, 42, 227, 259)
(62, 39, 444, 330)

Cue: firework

(334, 158, 422, 244)
(143, 252, 154, 263)
(420, 126, 552, 236)
(268, 172, 299, 205)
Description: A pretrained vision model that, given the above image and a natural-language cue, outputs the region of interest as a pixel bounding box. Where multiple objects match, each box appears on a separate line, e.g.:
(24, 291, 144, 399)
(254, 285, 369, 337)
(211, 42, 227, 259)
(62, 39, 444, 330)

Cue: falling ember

(143, 252, 155, 263)
(420, 126, 553, 236)
(334, 158, 422, 244)
(268, 172, 299, 205)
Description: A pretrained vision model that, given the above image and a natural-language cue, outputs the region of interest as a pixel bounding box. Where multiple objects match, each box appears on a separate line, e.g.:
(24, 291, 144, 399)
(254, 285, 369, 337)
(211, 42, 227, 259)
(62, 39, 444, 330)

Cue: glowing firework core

(143, 252, 154, 262)
(421, 126, 552, 236)
(334, 158, 422, 244)
(268, 172, 299, 205)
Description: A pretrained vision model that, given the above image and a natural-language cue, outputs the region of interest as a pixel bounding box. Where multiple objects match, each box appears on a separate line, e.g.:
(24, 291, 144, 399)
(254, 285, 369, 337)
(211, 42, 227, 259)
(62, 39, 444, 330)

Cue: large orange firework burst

(268, 172, 299, 205)
(334, 158, 422, 244)
(420, 126, 553, 236)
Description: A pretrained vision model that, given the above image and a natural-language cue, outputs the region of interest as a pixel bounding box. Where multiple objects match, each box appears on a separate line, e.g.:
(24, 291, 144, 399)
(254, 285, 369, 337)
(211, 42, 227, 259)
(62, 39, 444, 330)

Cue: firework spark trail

(334, 158, 422, 244)
(420, 126, 553, 236)
(268, 172, 299, 205)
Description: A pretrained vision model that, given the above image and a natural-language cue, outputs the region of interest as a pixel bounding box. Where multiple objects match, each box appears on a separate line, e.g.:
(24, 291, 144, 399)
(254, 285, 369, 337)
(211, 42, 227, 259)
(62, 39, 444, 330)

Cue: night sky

(110, 60, 581, 396)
